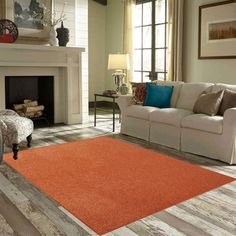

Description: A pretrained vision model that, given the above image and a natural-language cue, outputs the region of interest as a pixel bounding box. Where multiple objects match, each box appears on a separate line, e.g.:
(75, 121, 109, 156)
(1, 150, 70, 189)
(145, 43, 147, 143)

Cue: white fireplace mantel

(0, 43, 88, 125)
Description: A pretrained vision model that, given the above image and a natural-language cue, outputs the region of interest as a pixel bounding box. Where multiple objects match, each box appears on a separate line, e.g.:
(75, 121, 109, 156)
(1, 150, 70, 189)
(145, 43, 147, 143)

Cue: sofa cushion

(219, 89, 236, 116)
(126, 105, 158, 120)
(193, 90, 224, 116)
(150, 108, 193, 127)
(176, 83, 213, 111)
(144, 83, 174, 108)
(181, 114, 223, 134)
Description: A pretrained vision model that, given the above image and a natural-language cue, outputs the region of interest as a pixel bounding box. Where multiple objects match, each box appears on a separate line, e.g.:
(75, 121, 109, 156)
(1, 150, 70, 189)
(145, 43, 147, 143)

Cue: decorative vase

(48, 26, 58, 46)
(56, 21, 69, 47)
(120, 83, 129, 95)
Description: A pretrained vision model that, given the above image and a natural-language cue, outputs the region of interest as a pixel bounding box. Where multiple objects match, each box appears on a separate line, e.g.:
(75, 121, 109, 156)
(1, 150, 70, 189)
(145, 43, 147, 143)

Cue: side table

(94, 94, 119, 132)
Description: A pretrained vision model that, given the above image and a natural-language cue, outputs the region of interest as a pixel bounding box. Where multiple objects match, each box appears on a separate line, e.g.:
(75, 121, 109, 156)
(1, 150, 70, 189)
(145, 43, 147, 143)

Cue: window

(133, 0, 168, 82)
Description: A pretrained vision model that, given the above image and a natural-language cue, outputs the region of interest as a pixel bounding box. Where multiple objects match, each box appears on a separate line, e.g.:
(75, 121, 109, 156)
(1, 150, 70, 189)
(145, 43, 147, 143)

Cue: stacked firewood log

(13, 99, 45, 118)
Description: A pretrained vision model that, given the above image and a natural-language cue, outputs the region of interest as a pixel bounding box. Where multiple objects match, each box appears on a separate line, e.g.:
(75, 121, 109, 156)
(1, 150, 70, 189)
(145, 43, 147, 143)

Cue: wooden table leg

(94, 95, 97, 127)
(113, 98, 115, 132)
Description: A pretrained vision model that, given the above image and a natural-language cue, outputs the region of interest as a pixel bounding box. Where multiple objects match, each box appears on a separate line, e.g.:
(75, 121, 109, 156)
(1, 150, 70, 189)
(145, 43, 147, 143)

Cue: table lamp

(108, 54, 130, 93)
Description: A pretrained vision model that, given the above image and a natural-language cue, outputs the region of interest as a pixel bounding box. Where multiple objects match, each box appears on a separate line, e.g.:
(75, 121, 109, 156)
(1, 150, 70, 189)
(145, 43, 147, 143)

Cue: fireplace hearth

(5, 76, 54, 126)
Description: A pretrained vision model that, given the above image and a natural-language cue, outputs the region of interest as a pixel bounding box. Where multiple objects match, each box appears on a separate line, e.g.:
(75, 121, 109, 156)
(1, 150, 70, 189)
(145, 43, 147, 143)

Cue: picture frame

(199, 0, 236, 59)
(0, 0, 52, 42)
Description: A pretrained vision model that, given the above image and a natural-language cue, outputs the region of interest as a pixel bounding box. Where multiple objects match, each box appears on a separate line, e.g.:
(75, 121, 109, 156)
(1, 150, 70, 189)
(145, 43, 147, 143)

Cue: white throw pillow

(176, 83, 214, 111)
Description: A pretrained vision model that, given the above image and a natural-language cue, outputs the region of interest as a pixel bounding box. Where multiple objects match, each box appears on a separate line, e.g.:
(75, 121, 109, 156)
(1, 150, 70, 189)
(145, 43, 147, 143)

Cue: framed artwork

(0, 0, 52, 42)
(199, 0, 236, 59)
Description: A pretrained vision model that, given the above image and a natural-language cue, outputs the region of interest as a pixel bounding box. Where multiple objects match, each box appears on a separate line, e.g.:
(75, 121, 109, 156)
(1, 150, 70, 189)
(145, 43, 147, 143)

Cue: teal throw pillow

(144, 83, 174, 108)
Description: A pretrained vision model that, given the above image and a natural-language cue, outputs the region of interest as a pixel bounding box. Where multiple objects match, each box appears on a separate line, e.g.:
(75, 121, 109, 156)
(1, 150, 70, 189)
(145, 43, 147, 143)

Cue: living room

(0, 0, 235, 235)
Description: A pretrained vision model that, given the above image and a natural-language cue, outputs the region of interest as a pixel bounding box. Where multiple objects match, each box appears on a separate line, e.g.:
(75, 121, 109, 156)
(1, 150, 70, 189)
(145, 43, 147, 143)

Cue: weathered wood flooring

(0, 109, 235, 236)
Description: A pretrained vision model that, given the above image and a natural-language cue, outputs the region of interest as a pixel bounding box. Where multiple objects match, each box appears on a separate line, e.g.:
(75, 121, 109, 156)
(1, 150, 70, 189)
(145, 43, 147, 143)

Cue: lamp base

(112, 70, 126, 93)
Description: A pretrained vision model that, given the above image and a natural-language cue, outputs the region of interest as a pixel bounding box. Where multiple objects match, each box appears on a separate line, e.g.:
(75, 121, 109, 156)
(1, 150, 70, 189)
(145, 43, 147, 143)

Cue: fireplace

(0, 44, 87, 124)
(5, 76, 54, 125)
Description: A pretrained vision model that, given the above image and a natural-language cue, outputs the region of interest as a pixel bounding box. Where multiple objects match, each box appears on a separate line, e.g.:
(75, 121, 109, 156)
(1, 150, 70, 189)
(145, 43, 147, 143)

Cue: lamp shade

(108, 54, 130, 70)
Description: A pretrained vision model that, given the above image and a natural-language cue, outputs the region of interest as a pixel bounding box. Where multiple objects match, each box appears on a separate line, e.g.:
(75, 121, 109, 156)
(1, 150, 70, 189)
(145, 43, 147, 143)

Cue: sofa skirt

(121, 117, 150, 141)
(150, 122, 181, 150)
(181, 128, 236, 164)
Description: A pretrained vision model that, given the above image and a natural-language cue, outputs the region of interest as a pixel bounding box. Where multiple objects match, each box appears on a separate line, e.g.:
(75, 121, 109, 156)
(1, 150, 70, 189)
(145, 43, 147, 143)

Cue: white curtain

(123, 0, 135, 90)
(168, 0, 184, 81)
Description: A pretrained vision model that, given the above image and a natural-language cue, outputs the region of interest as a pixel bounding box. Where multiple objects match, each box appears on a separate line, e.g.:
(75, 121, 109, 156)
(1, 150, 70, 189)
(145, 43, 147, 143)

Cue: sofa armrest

(117, 95, 133, 115)
(223, 108, 236, 134)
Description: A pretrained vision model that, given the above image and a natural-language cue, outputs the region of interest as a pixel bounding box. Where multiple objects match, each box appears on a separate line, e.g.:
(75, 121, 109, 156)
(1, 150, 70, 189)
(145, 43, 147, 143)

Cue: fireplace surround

(0, 43, 88, 125)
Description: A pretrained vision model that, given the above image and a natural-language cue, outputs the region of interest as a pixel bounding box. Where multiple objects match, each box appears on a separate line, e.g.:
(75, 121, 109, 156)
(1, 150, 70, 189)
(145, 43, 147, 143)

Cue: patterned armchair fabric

(2, 116, 34, 146)
(0, 129, 3, 163)
(0, 109, 19, 117)
(0, 119, 7, 137)
(0, 110, 34, 147)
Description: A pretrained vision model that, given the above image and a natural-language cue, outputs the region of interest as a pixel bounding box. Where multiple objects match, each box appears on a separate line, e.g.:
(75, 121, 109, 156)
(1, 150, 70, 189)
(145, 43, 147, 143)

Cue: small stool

(0, 110, 34, 160)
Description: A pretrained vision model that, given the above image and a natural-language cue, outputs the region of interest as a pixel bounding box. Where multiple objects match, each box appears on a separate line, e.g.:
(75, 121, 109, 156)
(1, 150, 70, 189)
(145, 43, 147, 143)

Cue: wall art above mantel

(0, 0, 52, 43)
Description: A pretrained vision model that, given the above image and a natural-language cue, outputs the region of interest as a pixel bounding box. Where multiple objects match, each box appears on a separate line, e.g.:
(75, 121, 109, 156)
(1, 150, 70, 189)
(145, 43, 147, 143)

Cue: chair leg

(12, 144, 19, 160)
(27, 134, 32, 148)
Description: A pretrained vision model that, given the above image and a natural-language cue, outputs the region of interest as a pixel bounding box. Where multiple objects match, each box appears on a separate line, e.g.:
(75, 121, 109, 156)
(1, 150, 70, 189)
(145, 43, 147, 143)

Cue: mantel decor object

(0, 19, 18, 43)
(48, 26, 57, 46)
(33, 2, 67, 46)
(56, 21, 69, 47)
(108, 54, 130, 93)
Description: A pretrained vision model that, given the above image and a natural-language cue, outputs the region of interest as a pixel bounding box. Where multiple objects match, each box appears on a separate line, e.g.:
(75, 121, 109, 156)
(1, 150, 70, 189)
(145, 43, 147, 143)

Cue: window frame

(133, 0, 168, 82)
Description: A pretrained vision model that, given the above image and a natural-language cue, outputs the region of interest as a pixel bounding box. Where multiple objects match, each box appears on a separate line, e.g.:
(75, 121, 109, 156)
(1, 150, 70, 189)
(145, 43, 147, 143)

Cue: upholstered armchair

(0, 110, 34, 160)
(0, 119, 7, 163)
(0, 109, 18, 117)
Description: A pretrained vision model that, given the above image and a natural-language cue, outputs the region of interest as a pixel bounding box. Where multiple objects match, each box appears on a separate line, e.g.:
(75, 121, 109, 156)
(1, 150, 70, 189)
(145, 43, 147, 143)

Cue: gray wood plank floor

(0, 109, 235, 236)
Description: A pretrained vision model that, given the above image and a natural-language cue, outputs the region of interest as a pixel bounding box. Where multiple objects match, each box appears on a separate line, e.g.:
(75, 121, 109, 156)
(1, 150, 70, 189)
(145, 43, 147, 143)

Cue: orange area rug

(4, 137, 234, 235)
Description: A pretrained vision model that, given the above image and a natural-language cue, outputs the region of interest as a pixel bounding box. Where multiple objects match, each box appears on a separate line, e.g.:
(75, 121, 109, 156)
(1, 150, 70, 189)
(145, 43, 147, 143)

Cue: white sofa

(117, 82, 236, 164)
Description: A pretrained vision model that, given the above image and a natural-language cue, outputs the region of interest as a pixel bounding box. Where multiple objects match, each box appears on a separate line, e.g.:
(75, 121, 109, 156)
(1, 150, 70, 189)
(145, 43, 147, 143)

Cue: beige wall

(87, 0, 124, 101)
(105, 0, 124, 91)
(88, 0, 106, 101)
(88, 0, 236, 102)
(97, 0, 236, 88)
(183, 0, 236, 85)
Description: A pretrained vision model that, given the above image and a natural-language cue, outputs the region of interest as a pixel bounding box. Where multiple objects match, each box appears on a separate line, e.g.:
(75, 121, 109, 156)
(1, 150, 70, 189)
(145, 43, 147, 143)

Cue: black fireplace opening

(5, 76, 54, 126)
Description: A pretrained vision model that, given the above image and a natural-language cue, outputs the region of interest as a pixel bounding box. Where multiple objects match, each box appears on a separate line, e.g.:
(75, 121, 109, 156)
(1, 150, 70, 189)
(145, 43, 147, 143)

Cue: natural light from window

(133, 0, 168, 82)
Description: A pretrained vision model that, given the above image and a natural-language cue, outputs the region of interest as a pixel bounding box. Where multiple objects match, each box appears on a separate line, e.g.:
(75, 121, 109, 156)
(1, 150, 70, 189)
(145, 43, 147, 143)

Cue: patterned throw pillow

(131, 83, 146, 105)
